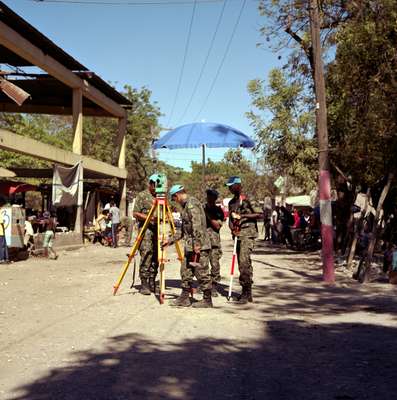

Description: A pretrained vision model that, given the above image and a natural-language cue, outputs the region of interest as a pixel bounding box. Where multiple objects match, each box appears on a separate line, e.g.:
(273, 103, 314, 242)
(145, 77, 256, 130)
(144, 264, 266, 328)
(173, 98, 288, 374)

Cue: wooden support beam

(74, 163, 84, 234)
(0, 166, 16, 177)
(0, 21, 127, 118)
(119, 178, 127, 217)
(0, 129, 127, 179)
(0, 103, 112, 117)
(72, 88, 83, 155)
(113, 117, 127, 166)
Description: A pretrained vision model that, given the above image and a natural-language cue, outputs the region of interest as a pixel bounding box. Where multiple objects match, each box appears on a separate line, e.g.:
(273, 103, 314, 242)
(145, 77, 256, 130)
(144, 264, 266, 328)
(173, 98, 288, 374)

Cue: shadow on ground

(247, 242, 397, 320)
(9, 321, 397, 400)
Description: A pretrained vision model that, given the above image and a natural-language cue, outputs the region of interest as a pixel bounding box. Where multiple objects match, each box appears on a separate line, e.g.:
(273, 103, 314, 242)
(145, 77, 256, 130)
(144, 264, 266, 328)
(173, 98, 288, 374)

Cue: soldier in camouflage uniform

(204, 189, 225, 297)
(133, 175, 158, 295)
(163, 184, 213, 308)
(227, 176, 262, 304)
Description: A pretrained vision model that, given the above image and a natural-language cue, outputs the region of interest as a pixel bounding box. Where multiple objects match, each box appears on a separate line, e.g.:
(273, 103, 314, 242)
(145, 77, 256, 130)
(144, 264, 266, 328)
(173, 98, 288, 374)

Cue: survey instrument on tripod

(112, 174, 183, 304)
(227, 236, 238, 301)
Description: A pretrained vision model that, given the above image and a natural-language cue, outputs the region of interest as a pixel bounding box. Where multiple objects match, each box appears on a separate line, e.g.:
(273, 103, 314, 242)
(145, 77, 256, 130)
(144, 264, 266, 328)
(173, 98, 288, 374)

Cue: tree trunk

(361, 173, 394, 283)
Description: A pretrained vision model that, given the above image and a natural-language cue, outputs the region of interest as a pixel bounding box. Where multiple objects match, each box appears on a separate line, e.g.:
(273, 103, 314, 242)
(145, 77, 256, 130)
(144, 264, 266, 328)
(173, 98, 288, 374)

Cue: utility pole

(309, 0, 335, 283)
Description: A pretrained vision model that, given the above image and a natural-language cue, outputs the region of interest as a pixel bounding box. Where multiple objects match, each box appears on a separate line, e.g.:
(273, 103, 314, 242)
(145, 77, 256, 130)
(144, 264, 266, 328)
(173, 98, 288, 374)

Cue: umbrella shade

(152, 122, 255, 149)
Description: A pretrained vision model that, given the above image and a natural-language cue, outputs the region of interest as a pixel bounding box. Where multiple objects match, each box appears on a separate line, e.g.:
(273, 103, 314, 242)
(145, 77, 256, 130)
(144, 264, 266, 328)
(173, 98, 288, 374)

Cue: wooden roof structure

(0, 1, 130, 231)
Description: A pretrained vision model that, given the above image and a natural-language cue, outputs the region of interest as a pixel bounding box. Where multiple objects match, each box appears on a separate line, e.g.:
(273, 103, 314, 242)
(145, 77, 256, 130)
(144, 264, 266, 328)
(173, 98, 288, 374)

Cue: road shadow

(8, 321, 397, 400)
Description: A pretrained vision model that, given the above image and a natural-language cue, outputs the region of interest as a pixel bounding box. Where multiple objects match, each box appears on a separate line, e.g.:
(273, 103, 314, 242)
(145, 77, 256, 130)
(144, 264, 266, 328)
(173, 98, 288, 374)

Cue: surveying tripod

(113, 194, 183, 304)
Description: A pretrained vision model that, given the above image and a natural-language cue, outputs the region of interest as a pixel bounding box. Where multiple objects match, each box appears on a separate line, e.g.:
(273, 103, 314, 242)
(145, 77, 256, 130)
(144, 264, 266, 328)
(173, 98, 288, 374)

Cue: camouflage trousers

(180, 250, 212, 292)
(209, 246, 222, 283)
(138, 230, 158, 279)
(236, 237, 255, 287)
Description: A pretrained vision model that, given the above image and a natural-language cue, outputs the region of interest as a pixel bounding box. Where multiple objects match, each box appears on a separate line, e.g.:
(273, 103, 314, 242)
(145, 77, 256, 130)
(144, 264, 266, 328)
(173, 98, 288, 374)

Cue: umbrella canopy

(152, 122, 255, 149)
(0, 180, 37, 196)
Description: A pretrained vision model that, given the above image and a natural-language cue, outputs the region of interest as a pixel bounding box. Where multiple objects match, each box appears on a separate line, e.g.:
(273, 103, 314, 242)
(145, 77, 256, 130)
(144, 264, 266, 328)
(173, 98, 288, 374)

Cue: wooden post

(72, 88, 83, 155)
(309, 0, 335, 283)
(72, 88, 84, 235)
(361, 173, 394, 282)
(346, 189, 370, 270)
(118, 118, 127, 216)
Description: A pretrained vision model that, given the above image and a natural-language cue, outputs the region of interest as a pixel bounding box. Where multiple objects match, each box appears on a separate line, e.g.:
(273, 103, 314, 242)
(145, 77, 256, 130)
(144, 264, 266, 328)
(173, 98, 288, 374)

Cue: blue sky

(7, 0, 282, 169)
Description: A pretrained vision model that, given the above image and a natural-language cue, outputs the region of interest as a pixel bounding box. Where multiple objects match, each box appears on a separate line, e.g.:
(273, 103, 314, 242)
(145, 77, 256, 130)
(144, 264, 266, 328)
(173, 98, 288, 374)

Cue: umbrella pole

(201, 143, 206, 188)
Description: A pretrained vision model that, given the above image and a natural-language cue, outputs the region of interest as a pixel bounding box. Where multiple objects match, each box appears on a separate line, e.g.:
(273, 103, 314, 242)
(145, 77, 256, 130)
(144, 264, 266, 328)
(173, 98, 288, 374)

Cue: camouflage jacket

(204, 204, 224, 247)
(133, 190, 155, 230)
(228, 194, 260, 238)
(175, 196, 211, 252)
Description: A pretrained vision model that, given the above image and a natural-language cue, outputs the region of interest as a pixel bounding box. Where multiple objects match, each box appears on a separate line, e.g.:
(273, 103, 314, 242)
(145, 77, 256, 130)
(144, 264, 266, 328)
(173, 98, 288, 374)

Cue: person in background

(43, 213, 58, 260)
(24, 217, 35, 254)
(94, 209, 109, 245)
(263, 207, 271, 241)
(280, 204, 294, 246)
(293, 208, 300, 228)
(109, 200, 120, 248)
(0, 198, 9, 264)
(270, 205, 279, 244)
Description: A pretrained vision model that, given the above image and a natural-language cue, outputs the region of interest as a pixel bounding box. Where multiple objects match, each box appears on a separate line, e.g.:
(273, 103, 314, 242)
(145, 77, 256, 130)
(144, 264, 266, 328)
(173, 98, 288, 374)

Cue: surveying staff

(227, 176, 262, 304)
(204, 189, 225, 296)
(133, 174, 159, 295)
(163, 185, 213, 308)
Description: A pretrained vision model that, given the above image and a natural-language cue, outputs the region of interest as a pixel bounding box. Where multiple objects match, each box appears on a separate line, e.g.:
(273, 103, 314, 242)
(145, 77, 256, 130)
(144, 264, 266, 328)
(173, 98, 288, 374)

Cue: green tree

(327, 0, 397, 186)
(247, 68, 317, 192)
(175, 149, 275, 201)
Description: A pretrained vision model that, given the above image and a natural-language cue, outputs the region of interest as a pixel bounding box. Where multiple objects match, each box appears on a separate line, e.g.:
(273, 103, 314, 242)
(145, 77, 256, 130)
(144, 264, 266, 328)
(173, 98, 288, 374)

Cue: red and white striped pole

(227, 236, 239, 300)
(309, 0, 335, 283)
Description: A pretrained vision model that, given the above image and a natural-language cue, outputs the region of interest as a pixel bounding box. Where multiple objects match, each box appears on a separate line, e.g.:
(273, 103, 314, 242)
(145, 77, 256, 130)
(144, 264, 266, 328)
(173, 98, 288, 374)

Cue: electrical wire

(166, 0, 197, 127)
(193, 0, 246, 121)
(28, 0, 223, 6)
(175, 0, 226, 125)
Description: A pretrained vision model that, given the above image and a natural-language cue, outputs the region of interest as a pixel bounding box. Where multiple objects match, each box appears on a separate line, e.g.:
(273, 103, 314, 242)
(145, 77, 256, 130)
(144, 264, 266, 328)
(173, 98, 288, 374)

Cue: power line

(29, 0, 225, 5)
(166, 0, 197, 127)
(193, 0, 246, 121)
(176, 0, 227, 125)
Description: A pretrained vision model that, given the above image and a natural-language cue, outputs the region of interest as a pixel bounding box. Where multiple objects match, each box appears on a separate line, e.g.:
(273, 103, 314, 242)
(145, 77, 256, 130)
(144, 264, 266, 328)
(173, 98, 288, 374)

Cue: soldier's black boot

(139, 278, 151, 295)
(235, 285, 253, 304)
(192, 289, 213, 308)
(149, 277, 160, 294)
(211, 282, 218, 297)
(171, 288, 191, 307)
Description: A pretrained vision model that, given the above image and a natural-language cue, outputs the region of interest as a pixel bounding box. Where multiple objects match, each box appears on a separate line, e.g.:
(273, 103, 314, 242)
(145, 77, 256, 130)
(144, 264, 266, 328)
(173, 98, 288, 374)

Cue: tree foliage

(247, 68, 317, 192)
(327, 0, 397, 186)
(175, 149, 276, 201)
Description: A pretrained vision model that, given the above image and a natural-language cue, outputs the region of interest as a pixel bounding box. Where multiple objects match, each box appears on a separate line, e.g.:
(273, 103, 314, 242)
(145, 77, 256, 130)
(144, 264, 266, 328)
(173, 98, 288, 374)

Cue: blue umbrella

(152, 122, 255, 150)
(152, 122, 255, 183)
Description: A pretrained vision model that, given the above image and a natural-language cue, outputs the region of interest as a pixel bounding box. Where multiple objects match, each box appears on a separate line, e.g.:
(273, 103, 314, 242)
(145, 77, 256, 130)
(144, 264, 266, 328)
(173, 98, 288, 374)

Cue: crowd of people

(263, 204, 320, 250)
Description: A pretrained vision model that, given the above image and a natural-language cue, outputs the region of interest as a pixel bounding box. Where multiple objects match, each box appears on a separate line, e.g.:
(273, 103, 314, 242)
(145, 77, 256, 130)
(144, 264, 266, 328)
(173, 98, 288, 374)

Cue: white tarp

(52, 162, 83, 207)
(286, 195, 311, 207)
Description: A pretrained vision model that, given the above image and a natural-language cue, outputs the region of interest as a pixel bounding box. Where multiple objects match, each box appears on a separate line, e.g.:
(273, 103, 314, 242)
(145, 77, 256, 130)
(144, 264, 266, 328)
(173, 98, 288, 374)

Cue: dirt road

(1, 229, 396, 400)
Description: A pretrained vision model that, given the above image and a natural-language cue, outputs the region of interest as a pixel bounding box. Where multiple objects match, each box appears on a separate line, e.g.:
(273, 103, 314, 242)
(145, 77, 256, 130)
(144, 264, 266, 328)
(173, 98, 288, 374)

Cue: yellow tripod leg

(166, 203, 184, 262)
(112, 202, 156, 295)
